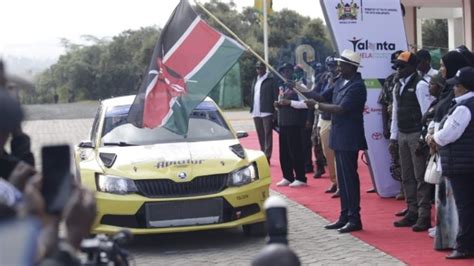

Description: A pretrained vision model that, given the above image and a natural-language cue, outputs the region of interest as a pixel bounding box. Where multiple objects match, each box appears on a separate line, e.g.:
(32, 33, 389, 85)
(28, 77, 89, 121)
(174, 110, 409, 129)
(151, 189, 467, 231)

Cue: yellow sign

(254, 0, 273, 14)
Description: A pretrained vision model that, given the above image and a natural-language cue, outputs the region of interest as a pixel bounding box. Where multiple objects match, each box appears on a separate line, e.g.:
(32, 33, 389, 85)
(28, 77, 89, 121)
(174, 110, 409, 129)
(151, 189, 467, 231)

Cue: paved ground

(20, 102, 404, 265)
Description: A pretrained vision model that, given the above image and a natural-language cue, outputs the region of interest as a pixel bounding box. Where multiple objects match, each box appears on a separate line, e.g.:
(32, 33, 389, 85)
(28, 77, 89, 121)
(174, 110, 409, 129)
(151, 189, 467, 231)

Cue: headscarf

(455, 45, 474, 66)
(441, 50, 471, 79)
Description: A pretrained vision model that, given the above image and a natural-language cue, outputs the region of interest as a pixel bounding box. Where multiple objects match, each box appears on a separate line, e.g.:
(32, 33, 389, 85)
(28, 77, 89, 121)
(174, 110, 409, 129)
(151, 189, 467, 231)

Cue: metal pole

(263, 0, 269, 63)
(194, 0, 307, 100)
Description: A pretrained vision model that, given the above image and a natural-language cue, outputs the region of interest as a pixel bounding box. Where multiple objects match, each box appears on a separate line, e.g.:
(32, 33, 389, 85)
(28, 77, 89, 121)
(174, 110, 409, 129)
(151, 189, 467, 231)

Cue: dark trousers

(450, 175, 474, 252)
(279, 126, 306, 182)
(301, 126, 313, 169)
(253, 116, 274, 160)
(335, 150, 361, 224)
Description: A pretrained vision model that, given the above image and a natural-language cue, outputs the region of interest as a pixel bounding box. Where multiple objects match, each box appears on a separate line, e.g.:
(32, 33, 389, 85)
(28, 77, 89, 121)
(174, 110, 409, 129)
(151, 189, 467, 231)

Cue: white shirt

(433, 91, 474, 146)
(390, 74, 434, 140)
(252, 72, 272, 118)
(419, 68, 438, 83)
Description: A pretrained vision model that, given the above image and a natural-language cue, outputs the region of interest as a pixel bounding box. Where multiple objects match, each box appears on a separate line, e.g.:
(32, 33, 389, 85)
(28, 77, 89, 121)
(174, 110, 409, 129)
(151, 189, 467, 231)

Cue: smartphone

(41, 145, 72, 214)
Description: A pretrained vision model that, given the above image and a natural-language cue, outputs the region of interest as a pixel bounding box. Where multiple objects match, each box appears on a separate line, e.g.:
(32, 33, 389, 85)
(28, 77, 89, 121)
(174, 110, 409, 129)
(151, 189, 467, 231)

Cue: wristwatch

(314, 102, 320, 110)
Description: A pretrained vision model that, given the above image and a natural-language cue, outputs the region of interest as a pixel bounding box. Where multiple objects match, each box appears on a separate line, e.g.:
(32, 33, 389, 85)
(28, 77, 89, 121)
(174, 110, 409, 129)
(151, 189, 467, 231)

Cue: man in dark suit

(305, 49, 367, 233)
(250, 61, 279, 162)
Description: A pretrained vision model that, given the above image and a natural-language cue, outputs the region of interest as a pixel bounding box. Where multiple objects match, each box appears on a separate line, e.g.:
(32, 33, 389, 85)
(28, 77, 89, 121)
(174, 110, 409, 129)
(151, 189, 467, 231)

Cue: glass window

(101, 102, 234, 146)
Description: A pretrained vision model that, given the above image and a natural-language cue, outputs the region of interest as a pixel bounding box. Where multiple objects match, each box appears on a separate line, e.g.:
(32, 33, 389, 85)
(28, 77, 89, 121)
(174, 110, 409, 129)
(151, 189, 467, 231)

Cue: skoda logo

(178, 172, 187, 180)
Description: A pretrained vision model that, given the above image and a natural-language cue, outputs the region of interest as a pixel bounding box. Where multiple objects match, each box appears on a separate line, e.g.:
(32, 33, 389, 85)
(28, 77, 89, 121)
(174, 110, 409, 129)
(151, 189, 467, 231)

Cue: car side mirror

(78, 140, 94, 149)
(236, 131, 249, 139)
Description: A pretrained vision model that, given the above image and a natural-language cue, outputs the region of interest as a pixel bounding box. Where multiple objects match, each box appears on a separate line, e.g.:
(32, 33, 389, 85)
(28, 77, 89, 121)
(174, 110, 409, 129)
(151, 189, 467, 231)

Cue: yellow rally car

(75, 95, 270, 236)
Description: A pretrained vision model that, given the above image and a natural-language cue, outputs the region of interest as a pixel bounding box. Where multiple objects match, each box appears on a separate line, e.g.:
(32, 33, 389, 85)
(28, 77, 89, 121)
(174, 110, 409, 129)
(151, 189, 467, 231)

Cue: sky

(0, 0, 324, 60)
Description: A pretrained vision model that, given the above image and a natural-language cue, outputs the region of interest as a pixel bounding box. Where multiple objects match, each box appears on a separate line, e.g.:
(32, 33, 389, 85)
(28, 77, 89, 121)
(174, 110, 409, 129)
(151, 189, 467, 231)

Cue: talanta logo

(349, 38, 396, 52)
(349, 37, 396, 59)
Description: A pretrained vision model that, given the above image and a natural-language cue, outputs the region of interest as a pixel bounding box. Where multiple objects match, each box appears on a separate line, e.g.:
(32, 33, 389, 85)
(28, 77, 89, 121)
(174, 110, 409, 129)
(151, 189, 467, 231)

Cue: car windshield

(101, 101, 234, 145)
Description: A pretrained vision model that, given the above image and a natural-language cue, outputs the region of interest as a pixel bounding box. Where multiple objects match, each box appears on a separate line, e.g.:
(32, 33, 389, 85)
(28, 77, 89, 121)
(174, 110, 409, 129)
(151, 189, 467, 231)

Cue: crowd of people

(250, 46, 474, 259)
(0, 61, 98, 265)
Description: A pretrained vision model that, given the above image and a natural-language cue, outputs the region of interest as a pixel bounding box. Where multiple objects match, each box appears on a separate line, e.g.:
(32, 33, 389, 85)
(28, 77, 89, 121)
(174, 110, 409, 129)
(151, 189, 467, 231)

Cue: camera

(80, 230, 132, 266)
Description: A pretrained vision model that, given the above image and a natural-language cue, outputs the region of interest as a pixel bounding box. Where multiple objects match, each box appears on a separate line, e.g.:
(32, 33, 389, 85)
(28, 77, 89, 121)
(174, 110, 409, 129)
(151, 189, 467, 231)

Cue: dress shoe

(305, 165, 314, 173)
(366, 188, 376, 193)
(324, 220, 347, 230)
(338, 222, 363, 233)
(331, 189, 340, 198)
(412, 218, 431, 232)
(313, 168, 325, 178)
(394, 215, 417, 227)
(395, 192, 405, 201)
(395, 208, 408, 217)
(446, 250, 474, 259)
(325, 184, 337, 193)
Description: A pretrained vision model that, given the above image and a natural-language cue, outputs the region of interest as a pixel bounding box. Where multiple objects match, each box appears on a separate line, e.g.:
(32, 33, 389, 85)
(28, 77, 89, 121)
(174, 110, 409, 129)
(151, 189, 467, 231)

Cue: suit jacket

(322, 72, 368, 151)
(249, 75, 278, 114)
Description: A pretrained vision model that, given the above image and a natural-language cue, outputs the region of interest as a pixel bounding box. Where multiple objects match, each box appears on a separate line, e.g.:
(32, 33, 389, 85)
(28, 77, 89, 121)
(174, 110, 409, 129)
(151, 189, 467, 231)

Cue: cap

(256, 61, 265, 68)
(446, 66, 474, 90)
(278, 63, 294, 72)
(394, 51, 418, 67)
(416, 49, 431, 62)
(294, 64, 304, 71)
(429, 73, 446, 88)
(390, 50, 404, 70)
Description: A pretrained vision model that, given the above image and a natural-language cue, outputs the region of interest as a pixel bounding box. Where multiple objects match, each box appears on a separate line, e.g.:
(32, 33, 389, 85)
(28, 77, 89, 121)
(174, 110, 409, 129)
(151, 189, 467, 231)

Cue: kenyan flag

(127, 0, 245, 135)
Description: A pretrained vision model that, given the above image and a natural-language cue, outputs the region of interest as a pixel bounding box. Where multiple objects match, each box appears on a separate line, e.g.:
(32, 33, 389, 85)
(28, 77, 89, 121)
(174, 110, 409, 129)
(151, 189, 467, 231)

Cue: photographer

(0, 67, 99, 265)
(0, 61, 35, 180)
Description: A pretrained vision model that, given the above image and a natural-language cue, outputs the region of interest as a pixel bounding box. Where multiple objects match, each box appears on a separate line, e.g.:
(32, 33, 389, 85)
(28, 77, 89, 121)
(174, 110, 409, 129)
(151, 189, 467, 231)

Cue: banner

(321, 0, 407, 197)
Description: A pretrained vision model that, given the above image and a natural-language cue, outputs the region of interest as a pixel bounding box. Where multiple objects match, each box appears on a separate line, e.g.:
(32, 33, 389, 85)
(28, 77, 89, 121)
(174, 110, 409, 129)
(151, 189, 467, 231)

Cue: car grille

(134, 174, 229, 198)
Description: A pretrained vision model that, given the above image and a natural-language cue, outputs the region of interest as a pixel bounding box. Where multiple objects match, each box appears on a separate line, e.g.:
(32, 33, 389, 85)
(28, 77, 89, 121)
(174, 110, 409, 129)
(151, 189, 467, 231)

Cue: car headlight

(228, 164, 257, 187)
(96, 174, 138, 195)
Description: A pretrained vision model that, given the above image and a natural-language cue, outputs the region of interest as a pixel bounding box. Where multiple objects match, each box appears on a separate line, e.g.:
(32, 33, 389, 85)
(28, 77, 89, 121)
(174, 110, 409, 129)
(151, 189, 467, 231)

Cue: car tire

(242, 221, 267, 237)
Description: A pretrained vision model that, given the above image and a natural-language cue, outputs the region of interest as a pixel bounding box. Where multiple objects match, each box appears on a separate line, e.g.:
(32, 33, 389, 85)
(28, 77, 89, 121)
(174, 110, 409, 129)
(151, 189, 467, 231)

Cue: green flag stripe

(164, 38, 244, 134)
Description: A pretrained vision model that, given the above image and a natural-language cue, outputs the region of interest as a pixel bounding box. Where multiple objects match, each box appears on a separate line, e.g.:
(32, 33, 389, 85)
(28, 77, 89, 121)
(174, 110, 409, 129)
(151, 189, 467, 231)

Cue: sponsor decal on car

(156, 159, 205, 169)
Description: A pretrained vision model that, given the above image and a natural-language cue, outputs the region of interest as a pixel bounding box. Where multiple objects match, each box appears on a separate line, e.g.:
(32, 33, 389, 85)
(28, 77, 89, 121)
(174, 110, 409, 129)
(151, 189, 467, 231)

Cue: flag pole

(194, 0, 307, 100)
(263, 0, 269, 63)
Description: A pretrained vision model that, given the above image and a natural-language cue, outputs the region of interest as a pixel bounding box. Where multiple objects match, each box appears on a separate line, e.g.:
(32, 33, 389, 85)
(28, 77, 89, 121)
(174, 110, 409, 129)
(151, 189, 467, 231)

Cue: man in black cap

(378, 50, 404, 201)
(274, 63, 308, 187)
(428, 66, 474, 259)
(416, 49, 438, 83)
(390, 51, 434, 232)
(250, 61, 278, 163)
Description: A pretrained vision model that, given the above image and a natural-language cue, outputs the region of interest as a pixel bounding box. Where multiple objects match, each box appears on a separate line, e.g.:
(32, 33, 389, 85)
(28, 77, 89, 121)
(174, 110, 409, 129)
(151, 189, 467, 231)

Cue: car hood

(98, 139, 246, 180)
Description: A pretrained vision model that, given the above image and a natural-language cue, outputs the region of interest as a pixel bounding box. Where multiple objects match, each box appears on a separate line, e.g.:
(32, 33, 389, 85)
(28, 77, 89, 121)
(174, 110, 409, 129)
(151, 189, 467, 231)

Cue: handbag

(424, 154, 442, 184)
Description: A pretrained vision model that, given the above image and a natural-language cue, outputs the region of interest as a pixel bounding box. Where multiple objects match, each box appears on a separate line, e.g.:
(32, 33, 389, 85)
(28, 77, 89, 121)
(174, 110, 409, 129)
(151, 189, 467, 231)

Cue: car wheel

(242, 221, 267, 237)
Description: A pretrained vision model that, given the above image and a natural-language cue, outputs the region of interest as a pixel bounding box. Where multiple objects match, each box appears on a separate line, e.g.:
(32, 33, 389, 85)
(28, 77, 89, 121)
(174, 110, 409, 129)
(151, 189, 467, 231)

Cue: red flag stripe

(163, 18, 221, 77)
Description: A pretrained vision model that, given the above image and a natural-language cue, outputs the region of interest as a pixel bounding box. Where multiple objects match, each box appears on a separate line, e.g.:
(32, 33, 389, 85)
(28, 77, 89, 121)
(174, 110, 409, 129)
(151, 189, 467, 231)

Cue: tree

(422, 19, 448, 52)
(35, 3, 333, 106)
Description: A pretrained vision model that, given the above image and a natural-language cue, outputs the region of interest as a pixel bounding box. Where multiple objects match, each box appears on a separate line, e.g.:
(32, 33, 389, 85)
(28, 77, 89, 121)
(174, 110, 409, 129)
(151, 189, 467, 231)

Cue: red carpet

(240, 131, 474, 266)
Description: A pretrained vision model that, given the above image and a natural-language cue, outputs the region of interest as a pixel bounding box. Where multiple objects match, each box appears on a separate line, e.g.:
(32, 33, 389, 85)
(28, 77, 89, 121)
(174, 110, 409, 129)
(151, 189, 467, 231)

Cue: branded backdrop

(320, 0, 407, 197)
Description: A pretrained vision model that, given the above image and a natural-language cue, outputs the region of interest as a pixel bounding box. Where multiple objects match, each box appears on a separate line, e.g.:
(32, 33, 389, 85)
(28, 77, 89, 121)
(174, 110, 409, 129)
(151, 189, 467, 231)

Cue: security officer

(378, 50, 405, 203)
(390, 51, 434, 232)
(274, 63, 308, 187)
(428, 66, 474, 259)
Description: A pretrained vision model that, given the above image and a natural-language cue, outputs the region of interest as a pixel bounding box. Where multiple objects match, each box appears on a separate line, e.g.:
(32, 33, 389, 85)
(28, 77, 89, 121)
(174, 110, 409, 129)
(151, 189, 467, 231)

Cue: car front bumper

(92, 179, 270, 235)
